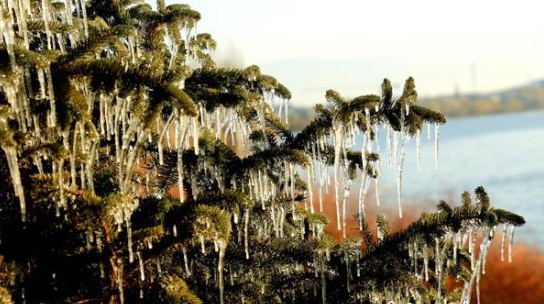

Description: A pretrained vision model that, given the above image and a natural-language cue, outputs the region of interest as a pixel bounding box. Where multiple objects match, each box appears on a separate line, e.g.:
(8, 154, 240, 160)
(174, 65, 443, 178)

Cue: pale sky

(160, 0, 544, 106)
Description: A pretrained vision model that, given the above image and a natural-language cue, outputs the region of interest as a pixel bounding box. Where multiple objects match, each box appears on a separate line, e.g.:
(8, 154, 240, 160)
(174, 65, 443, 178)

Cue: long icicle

(508, 226, 515, 263)
(218, 240, 226, 304)
(333, 122, 344, 231)
(396, 134, 410, 218)
(244, 208, 250, 259)
(1, 145, 26, 221)
(177, 115, 189, 203)
(500, 224, 507, 261)
(306, 165, 314, 213)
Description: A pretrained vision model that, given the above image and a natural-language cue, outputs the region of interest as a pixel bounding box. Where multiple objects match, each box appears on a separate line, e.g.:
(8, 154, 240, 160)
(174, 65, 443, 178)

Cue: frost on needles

(0, 1, 524, 304)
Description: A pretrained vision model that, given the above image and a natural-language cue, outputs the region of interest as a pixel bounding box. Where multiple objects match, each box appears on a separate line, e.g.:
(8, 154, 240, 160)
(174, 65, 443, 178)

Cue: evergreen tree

(0, 1, 524, 304)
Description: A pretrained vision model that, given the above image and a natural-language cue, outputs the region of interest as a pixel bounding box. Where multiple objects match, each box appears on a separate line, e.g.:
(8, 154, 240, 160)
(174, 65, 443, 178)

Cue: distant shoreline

(288, 105, 544, 131)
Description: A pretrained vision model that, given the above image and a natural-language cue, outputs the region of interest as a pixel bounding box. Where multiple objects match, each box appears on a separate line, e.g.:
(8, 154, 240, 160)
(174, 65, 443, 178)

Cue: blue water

(359, 110, 544, 248)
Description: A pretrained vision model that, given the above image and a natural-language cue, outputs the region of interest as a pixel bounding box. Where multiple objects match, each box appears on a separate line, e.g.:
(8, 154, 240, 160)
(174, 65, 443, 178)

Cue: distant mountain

(287, 79, 544, 130)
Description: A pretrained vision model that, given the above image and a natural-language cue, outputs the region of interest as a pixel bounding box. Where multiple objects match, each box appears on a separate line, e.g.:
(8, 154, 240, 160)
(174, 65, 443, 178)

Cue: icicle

(374, 177, 380, 206)
(183, 247, 191, 276)
(1, 146, 26, 221)
(166, 121, 172, 149)
(137, 251, 145, 281)
(279, 206, 285, 238)
(218, 240, 226, 304)
(200, 235, 206, 254)
(41, 0, 53, 49)
(177, 115, 189, 203)
(481, 240, 490, 275)
(332, 122, 344, 231)
(469, 231, 475, 270)
(44, 68, 56, 127)
(374, 125, 380, 153)
(145, 171, 150, 193)
(117, 259, 124, 304)
(364, 107, 371, 132)
(192, 116, 199, 155)
(306, 165, 314, 213)
(500, 224, 507, 261)
(64, 0, 73, 24)
(317, 160, 327, 213)
(434, 124, 440, 169)
(508, 226, 515, 263)
(387, 126, 393, 168)
(173, 225, 178, 237)
(453, 232, 458, 263)
(435, 238, 442, 300)
(476, 267, 481, 304)
(244, 208, 250, 259)
(127, 217, 134, 263)
(270, 205, 277, 237)
(341, 179, 352, 239)
(58, 159, 66, 210)
(283, 99, 288, 124)
(158, 113, 174, 165)
(258, 170, 265, 208)
(80, 0, 89, 38)
(289, 163, 296, 220)
(12, 0, 28, 48)
(70, 126, 78, 186)
(395, 134, 410, 218)
(423, 246, 429, 281)
(357, 173, 371, 230)
(37, 68, 47, 99)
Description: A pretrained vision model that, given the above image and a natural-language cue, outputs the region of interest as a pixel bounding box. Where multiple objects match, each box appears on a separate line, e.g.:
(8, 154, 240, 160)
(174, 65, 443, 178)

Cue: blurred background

(157, 0, 544, 301)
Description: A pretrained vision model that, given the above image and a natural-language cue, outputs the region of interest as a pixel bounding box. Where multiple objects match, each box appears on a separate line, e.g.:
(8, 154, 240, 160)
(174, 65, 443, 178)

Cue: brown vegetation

(316, 190, 544, 303)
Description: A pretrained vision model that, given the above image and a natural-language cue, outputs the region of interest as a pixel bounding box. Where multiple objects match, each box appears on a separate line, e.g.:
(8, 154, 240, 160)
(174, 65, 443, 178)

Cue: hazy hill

(288, 79, 544, 130)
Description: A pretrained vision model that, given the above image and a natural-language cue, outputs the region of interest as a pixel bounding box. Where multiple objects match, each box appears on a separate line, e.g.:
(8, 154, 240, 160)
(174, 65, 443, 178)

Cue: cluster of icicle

(0, 0, 92, 222)
(0, 1, 197, 303)
(405, 223, 517, 304)
(0, 2, 458, 304)
(315, 239, 365, 304)
(158, 51, 292, 304)
(302, 104, 441, 239)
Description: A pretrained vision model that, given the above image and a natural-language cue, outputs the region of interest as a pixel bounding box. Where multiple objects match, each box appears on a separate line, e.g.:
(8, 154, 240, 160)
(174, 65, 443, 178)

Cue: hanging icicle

(244, 208, 250, 259)
(341, 179, 352, 239)
(423, 245, 429, 282)
(218, 239, 227, 304)
(137, 251, 145, 281)
(395, 134, 410, 218)
(332, 121, 344, 231)
(508, 225, 515, 263)
(500, 224, 507, 261)
(79, 0, 89, 38)
(306, 165, 314, 213)
(177, 114, 189, 203)
(1, 145, 26, 221)
(117, 259, 124, 304)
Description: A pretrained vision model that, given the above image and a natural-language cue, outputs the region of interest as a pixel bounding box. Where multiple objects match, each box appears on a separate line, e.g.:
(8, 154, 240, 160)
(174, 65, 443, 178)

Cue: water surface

(359, 110, 544, 247)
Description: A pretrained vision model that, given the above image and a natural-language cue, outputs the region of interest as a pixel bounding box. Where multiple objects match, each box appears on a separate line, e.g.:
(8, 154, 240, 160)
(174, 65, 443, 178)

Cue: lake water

(361, 110, 544, 248)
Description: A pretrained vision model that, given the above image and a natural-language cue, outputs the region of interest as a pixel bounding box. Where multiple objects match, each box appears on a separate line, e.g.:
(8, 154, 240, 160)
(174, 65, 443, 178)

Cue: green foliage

(159, 275, 203, 304)
(0, 1, 525, 304)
